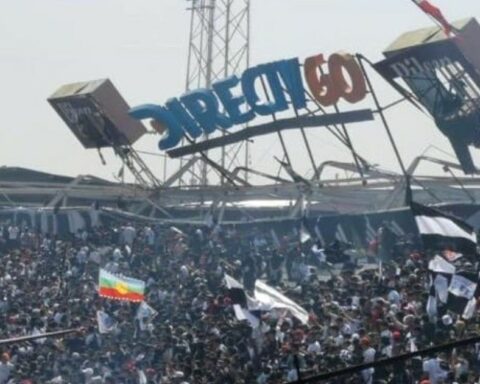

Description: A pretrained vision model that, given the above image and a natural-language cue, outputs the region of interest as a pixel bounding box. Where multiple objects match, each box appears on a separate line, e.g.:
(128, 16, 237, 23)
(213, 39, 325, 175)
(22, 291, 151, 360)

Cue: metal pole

(357, 55, 408, 178)
(333, 104, 366, 183)
(221, 0, 232, 186)
(297, 334, 480, 383)
(290, 102, 319, 180)
(185, 1, 196, 91)
(258, 77, 292, 167)
(201, 0, 216, 186)
(245, 0, 251, 183)
(444, 166, 476, 203)
(314, 64, 365, 182)
(303, 91, 369, 174)
(163, 153, 168, 183)
(0, 328, 82, 346)
(183, 0, 251, 187)
(180, 1, 197, 187)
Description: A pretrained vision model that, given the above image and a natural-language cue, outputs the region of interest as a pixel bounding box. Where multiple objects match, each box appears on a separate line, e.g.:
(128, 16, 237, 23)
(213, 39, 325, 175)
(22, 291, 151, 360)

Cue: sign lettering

(130, 52, 367, 151)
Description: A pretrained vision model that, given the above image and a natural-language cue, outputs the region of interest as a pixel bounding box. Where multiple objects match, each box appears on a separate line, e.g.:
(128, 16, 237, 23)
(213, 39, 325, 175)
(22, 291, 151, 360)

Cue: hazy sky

(1, 0, 480, 183)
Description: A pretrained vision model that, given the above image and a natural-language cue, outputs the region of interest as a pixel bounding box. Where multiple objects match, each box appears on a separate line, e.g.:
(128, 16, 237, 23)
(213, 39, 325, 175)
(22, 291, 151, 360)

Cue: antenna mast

(180, 0, 251, 186)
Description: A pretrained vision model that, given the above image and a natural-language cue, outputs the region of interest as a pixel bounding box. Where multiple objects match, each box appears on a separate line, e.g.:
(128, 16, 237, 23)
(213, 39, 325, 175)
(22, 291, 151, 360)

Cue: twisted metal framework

(179, 0, 251, 186)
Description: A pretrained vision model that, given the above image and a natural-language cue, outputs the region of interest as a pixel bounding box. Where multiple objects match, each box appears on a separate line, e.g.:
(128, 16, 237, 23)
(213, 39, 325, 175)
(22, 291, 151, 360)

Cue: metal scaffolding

(179, 0, 251, 186)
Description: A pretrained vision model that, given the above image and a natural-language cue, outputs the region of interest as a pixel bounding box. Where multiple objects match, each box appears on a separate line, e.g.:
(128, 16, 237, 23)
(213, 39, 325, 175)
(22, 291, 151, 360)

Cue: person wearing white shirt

(112, 248, 123, 261)
(7, 226, 19, 241)
(144, 226, 155, 247)
(307, 340, 321, 355)
(7, 225, 19, 249)
(76, 247, 88, 264)
(360, 338, 376, 384)
(0, 353, 14, 384)
(122, 225, 136, 246)
(423, 354, 450, 384)
(287, 368, 298, 382)
(387, 288, 402, 306)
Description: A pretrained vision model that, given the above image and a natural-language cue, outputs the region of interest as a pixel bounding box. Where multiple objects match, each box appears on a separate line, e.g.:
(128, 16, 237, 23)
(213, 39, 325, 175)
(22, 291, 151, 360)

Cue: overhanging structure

(2, 155, 480, 223)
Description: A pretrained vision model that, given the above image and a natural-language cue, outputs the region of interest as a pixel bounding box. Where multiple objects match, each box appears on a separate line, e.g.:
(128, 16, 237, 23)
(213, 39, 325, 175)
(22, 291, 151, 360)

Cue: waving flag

(426, 256, 479, 320)
(412, 0, 453, 35)
(225, 274, 309, 325)
(98, 269, 145, 302)
(96, 310, 117, 334)
(136, 301, 158, 331)
(300, 221, 312, 244)
(411, 202, 477, 255)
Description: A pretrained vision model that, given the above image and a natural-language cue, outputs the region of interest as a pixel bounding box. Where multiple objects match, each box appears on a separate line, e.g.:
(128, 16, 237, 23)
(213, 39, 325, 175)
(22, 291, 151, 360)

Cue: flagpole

(408, 0, 455, 35)
(409, 0, 441, 27)
(0, 328, 82, 346)
(296, 334, 480, 383)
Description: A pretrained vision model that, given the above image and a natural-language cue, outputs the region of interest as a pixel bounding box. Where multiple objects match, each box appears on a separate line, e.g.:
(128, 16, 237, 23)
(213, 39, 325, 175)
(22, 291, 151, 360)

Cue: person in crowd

(0, 219, 479, 383)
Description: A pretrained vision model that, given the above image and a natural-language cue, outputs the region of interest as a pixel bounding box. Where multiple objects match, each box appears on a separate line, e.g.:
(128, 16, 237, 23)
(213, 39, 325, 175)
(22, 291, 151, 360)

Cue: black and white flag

(411, 202, 477, 255)
(447, 272, 478, 319)
(224, 275, 309, 326)
(224, 275, 260, 328)
(427, 256, 479, 320)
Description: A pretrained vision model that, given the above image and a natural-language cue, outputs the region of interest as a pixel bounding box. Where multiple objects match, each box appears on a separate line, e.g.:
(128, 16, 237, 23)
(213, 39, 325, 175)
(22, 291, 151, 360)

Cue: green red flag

(98, 269, 145, 302)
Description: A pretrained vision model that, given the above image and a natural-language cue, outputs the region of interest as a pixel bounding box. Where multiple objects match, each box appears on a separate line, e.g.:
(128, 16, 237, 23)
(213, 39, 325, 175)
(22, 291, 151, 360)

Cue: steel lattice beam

(178, 0, 250, 186)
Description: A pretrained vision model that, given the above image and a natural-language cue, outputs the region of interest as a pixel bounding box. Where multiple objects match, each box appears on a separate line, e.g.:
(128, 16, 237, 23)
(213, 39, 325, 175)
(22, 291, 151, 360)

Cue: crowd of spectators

(0, 219, 479, 383)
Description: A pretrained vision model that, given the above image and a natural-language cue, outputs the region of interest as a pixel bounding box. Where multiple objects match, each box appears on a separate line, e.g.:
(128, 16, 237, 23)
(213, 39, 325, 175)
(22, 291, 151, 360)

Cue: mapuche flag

(413, 0, 453, 35)
(98, 269, 145, 302)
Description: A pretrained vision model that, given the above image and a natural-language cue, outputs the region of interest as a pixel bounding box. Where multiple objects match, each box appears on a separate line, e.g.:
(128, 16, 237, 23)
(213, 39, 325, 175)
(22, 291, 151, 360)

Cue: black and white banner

(225, 275, 309, 326)
(411, 202, 477, 255)
(427, 255, 479, 319)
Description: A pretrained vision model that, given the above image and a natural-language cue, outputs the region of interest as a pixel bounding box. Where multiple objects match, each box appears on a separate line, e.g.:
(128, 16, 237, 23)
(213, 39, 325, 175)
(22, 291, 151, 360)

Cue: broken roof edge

(0, 166, 116, 186)
(384, 17, 476, 55)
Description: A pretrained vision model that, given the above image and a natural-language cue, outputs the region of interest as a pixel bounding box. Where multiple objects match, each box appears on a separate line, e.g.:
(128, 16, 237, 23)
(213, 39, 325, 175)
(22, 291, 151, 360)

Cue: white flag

(462, 297, 477, 320)
(233, 304, 260, 328)
(434, 274, 449, 304)
(449, 275, 477, 300)
(428, 256, 455, 275)
(254, 280, 309, 324)
(300, 224, 311, 244)
(96, 310, 117, 334)
(225, 274, 309, 325)
(138, 369, 148, 384)
(136, 301, 158, 331)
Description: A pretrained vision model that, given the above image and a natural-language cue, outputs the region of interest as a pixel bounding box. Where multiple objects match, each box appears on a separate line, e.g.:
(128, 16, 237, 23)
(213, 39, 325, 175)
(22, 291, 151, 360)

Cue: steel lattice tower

(180, 0, 251, 186)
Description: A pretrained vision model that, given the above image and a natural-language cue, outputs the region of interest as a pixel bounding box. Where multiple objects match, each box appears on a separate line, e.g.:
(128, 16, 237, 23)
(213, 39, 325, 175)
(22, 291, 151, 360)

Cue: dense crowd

(0, 218, 480, 383)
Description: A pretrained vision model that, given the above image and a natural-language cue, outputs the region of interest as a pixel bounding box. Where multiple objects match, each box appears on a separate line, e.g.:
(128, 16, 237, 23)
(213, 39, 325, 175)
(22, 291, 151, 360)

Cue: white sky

(1, 0, 480, 184)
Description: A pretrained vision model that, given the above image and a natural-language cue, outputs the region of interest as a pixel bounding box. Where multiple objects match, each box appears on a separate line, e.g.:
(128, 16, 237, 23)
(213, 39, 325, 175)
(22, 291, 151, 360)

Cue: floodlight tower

(180, 0, 251, 186)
